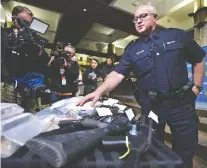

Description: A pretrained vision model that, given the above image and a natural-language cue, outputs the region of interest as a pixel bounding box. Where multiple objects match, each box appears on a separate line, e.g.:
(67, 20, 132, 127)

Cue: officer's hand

(192, 86, 199, 96)
(77, 91, 101, 107)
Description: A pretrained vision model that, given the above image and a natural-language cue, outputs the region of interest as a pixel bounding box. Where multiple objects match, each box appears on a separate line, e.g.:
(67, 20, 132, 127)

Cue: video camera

(7, 17, 49, 54)
(54, 51, 70, 66)
(52, 42, 71, 66)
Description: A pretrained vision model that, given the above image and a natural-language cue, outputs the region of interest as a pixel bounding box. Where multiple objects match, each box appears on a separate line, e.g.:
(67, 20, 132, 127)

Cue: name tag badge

(166, 41, 176, 45)
(60, 68, 65, 75)
(62, 77, 66, 85)
(136, 50, 144, 55)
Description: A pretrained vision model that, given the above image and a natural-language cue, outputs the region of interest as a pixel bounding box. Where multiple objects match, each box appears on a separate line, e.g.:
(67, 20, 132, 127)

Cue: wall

(187, 46, 207, 110)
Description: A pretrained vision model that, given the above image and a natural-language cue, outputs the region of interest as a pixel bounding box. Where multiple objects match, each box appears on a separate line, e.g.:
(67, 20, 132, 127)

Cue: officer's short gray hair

(137, 2, 157, 15)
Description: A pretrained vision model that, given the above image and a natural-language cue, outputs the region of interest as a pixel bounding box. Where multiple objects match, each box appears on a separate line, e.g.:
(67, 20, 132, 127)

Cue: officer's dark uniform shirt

(115, 28, 206, 93)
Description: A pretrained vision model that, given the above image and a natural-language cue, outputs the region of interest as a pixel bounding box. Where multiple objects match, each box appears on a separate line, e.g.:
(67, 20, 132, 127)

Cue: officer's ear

(153, 14, 158, 19)
(153, 14, 158, 23)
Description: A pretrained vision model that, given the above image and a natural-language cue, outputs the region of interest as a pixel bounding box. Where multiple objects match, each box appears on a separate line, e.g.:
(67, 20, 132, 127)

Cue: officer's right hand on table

(77, 71, 125, 106)
(78, 91, 102, 107)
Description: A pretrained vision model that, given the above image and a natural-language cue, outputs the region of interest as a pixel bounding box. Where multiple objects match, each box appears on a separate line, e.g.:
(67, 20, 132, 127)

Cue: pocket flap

(164, 42, 184, 52)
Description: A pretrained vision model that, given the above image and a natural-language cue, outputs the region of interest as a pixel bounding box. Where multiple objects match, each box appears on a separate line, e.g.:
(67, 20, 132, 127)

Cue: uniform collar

(141, 27, 160, 43)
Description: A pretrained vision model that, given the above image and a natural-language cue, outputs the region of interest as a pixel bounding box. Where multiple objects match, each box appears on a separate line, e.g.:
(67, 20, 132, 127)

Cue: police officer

(78, 3, 206, 168)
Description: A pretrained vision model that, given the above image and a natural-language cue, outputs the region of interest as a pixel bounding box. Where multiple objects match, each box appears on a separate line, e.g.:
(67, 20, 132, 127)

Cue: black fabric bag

(2, 137, 185, 168)
(2, 118, 185, 168)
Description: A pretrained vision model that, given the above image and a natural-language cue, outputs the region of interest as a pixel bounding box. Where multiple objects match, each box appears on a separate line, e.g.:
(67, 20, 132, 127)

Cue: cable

(119, 136, 131, 159)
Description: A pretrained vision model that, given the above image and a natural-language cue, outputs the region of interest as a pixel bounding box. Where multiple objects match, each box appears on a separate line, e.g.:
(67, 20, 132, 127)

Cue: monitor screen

(29, 17, 49, 35)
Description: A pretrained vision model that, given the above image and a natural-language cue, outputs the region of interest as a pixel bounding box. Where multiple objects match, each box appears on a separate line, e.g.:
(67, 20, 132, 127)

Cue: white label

(125, 108, 135, 121)
(102, 98, 119, 106)
(62, 78, 66, 85)
(96, 108, 113, 116)
(114, 104, 127, 111)
(148, 111, 159, 123)
(60, 68, 65, 74)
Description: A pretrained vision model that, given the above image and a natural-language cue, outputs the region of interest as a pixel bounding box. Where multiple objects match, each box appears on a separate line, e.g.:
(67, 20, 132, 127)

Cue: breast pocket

(164, 42, 184, 66)
(164, 42, 184, 52)
(133, 52, 154, 73)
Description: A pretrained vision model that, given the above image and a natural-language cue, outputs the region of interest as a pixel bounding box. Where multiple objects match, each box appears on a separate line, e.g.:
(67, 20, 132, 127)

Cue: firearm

(38, 118, 108, 138)
(26, 116, 129, 168)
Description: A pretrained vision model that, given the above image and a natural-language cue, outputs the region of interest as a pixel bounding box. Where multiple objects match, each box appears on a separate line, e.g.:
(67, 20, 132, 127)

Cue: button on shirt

(115, 28, 206, 93)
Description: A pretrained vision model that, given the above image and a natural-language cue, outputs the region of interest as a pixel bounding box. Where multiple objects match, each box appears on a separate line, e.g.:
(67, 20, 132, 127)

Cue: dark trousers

(141, 90, 198, 168)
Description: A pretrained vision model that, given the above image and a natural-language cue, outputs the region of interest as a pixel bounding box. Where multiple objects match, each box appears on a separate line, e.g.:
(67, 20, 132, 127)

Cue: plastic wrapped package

(1, 137, 21, 158)
(37, 115, 60, 132)
(1, 113, 52, 158)
(50, 97, 84, 109)
(2, 114, 52, 146)
(58, 102, 98, 118)
(35, 106, 82, 121)
(0, 103, 24, 120)
(1, 113, 32, 132)
(50, 96, 102, 111)
(36, 98, 102, 120)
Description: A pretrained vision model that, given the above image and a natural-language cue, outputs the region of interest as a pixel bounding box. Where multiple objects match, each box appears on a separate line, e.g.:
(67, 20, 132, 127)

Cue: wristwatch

(194, 85, 203, 92)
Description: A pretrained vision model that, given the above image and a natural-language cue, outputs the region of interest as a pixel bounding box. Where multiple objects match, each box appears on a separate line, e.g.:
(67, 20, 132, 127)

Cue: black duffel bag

(2, 117, 186, 168)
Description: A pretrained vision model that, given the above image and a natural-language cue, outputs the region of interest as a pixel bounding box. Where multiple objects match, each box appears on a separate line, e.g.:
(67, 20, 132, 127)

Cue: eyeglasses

(133, 13, 156, 23)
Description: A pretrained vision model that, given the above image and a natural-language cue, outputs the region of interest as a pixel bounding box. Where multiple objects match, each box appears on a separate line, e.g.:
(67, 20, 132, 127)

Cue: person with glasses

(78, 3, 205, 168)
(47, 44, 79, 102)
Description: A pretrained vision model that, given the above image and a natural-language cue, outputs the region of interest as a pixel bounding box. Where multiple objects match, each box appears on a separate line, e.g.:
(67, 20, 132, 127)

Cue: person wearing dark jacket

(1, 6, 49, 105)
(103, 57, 115, 79)
(47, 45, 79, 102)
(83, 58, 102, 96)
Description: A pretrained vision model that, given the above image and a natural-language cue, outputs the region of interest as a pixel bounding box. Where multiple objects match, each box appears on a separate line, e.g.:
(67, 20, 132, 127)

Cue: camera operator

(1, 6, 49, 104)
(47, 44, 79, 102)
(4, 6, 49, 77)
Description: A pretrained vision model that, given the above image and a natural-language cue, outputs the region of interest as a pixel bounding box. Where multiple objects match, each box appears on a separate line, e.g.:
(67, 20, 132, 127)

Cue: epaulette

(124, 39, 139, 51)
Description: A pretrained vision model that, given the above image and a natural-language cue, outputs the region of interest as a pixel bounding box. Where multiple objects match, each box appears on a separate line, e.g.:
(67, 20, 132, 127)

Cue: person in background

(103, 57, 115, 79)
(102, 57, 115, 97)
(83, 58, 102, 96)
(6, 6, 49, 78)
(1, 6, 49, 105)
(47, 44, 79, 102)
(78, 3, 205, 168)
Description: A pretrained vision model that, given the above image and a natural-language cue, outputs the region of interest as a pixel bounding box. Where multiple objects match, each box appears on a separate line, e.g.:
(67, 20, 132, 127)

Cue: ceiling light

(83, 9, 87, 12)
